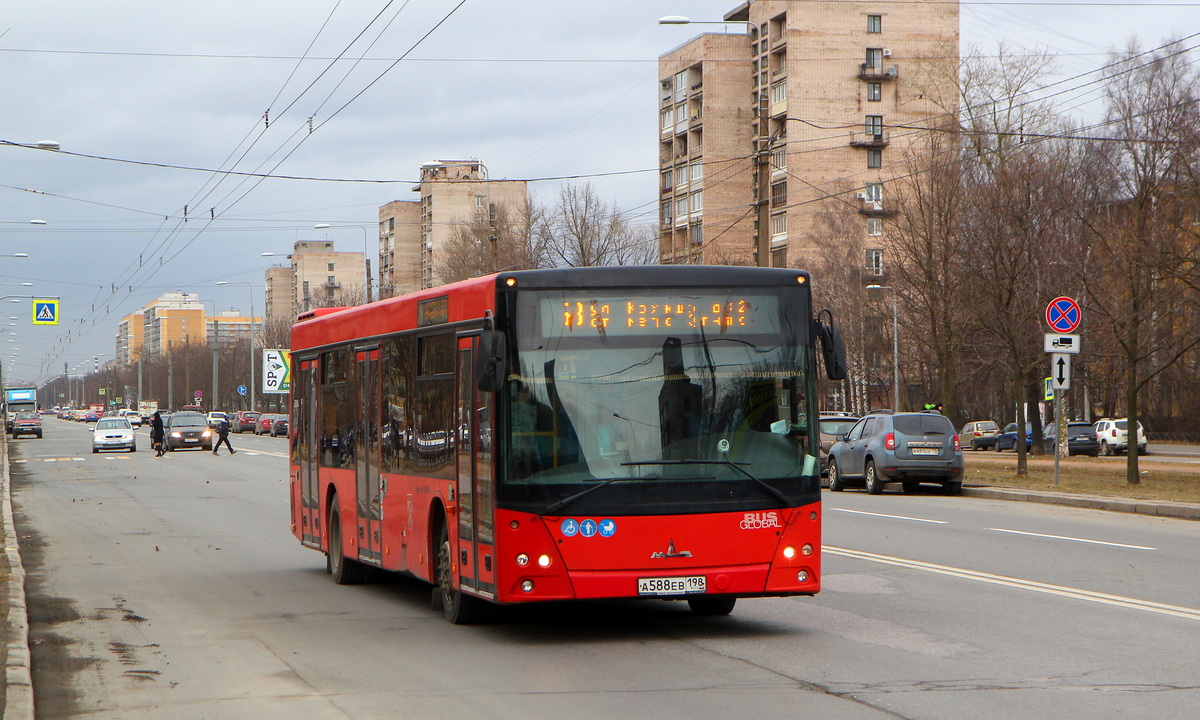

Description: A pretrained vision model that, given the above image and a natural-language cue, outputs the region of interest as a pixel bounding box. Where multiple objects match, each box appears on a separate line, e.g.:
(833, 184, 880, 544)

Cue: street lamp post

(866, 284, 900, 412)
(216, 281, 258, 411)
(314, 223, 373, 303)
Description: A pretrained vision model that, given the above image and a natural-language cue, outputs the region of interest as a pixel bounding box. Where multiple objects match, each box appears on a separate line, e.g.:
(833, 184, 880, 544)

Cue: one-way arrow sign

(1050, 352, 1071, 391)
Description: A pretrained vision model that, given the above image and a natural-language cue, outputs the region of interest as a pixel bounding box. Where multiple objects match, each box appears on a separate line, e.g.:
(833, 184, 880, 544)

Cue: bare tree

(437, 202, 549, 284)
(1074, 39, 1200, 483)
(537, 183, 657, 267)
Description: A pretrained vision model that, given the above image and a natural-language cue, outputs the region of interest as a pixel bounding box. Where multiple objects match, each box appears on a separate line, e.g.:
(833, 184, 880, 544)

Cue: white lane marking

(987, 527, 1156, 551)
(825, 546, 1200, 622)
(832, 508, 948, 524)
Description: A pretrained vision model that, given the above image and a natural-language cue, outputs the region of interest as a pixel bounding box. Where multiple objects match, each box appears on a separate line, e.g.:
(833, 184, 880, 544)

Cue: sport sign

(1045, 297, 1081, 333)
(263, 349, 292, 394)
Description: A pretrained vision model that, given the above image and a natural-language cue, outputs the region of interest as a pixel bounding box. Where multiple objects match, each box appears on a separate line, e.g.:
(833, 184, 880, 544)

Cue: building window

(690, 191, 703, 213)
(771, 81, 787, 104)
(689, 222, 703, 245)
(327, 263, 335, 271)
(771, 180, 787, 207)
(689, 160, 703, 182)
(866, 115, 884, 136)
(867, 14, 881, 33)
(662, 201, 672, 226)
(866, 48, 884, 70)
(674, 71, 687, 100)
(771, 213, 787, 239)
(661, 108, 672, 132)
(865, 183, 883, 203)
(675, 197, 688, 218)
(867, 148, 882, 169)
(867, 218, 883, 236)
(661, 169, 672, 191)
(866, 248, 884, 274)
(771, 246, 787, 268)
(771, 147, 787, 172)
(867, 82, 881, 101)
(677, 163, 690, 186)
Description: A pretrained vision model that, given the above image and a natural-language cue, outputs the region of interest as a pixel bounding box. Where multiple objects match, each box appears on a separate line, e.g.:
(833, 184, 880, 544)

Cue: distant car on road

(11, 412, 42, 439)
(995, 423, 1032, 452)
(255, 413, 283, 435)
(206, 411, 228, 429)
(818, 414, 859, 479)
(1093, 418, 1147, 456)
(164, 412, 212, 452)
(1044, 422, 1100, 457)
(270, 416, 289, 437)
(91, 416, 136, 453)
(232, 411, 260, 433)
(961, 420, 1000, 450)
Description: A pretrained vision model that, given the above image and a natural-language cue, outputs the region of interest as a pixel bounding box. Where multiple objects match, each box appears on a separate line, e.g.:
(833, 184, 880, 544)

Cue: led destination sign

(545, 294, 782, 336)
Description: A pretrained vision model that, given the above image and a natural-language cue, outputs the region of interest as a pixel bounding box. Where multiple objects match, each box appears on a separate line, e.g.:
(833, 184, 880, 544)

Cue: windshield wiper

(545, 475, 664, 514)
(623, 459, 794, 507)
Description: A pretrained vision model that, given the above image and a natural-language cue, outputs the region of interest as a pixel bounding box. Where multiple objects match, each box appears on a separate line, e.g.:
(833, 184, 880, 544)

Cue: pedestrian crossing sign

(32, 299, 59, 325)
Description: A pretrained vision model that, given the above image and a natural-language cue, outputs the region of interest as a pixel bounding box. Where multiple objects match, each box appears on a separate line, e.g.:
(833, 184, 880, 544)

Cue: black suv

(827, 411, 964, 494)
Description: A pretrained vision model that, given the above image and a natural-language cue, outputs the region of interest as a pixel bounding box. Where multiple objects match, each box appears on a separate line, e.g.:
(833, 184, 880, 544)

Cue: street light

(215, 281, 258, 411)
(314, 223, 374, 303)
(0, 219, 46, 225)
(866, 284, 900, 412)
(657, 15, 756, 32)
(0, 139, 61, 151)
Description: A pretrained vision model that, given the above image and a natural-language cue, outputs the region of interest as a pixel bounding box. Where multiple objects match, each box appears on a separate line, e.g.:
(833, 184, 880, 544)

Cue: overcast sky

(2, 0, 1198, 386)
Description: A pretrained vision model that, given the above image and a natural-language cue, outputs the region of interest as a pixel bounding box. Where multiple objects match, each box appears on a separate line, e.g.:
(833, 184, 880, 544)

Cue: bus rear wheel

(328, 505, 364, 585)
(687, 595, 736, 616)
(435, 525, 487, 625)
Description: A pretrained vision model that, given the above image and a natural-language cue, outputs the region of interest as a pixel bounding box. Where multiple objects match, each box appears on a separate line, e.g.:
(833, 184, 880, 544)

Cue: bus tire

(435, 525, 487, 625)
(328, 505, 365, 585)
(687, 595, 736, 616)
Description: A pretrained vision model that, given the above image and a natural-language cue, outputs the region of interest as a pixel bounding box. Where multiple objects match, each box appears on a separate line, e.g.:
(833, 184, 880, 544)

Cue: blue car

(995, 422, 1032, 451)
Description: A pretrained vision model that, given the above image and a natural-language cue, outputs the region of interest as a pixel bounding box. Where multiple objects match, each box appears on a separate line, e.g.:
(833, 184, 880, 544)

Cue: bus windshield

(498, 288, 818, 514)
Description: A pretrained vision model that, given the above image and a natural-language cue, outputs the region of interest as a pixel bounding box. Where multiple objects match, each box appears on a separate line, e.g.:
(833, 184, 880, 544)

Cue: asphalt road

(11, 418, 1200, 719)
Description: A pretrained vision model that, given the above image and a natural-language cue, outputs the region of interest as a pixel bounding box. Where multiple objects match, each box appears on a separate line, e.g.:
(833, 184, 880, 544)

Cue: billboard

(263, 349, 292, 394)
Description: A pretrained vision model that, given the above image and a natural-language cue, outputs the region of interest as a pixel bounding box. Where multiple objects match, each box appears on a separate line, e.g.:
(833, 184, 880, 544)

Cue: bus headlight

(782, 546, 796, 559)
(516, 553, 529, 566)
(801, 544, 814, 556)
(521, 580, 534, 592)
(797, 570, 809, 583)
(537, 554, 551, 568)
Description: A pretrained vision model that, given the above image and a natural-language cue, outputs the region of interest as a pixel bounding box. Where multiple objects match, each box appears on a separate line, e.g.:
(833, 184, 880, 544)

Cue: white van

(1093, 418, 1146, 456)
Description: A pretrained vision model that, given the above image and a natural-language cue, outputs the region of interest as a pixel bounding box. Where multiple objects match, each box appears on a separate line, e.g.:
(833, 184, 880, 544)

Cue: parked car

(91, 416, 136, 453)
(995, 423, 1033, 452)
(818, 415, 859, 479)
(826, 411, 963, 495)
(270, 415, 289, 437)
(961, 420, 1000, 450)
(232, 411, 260, 433)
(11, 412, 42, 439)
(206, 411, 228, 429)
(1043, 422, 1100, 457)
(255, 414, 281, 435)
(164, 411, 212, 451)
(1093, 418, 1147, 456)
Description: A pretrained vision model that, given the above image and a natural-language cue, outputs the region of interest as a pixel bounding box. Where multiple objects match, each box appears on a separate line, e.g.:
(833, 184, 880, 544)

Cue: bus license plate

(637, 575, 706, 596)
(910, 447, 938, 455)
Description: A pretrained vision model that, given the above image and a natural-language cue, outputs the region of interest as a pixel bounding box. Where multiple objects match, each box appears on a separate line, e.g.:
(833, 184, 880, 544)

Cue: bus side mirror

(476, 326, 506, 393)
(814, 311, 847, 381)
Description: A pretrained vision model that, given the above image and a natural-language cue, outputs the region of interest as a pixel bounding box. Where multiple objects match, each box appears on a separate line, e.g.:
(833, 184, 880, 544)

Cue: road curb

(963, 485, 1200, 520)
(1, 433, 34, 720)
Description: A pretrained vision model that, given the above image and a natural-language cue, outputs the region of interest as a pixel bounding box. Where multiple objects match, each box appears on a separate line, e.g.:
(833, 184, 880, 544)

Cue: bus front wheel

(435, 525, 488, 625)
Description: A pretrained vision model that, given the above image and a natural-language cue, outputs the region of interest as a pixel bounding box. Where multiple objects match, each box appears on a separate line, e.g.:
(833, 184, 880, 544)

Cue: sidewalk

(963, 485, 1200, 520)
(2, 435, 33, 720)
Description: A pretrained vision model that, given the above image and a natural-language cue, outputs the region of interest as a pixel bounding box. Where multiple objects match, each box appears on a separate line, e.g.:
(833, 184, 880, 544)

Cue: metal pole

(212, 346, 219, 411)
(249, 291, 256, 411)
(891, 294, 900, 412)
(1053, 389, 1062, 486)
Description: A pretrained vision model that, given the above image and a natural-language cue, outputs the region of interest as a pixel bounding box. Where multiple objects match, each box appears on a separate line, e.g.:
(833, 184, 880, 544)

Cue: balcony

(850, 131, 889, 148)
(857, 199, 899, 218)
(858, 64, 898, 81)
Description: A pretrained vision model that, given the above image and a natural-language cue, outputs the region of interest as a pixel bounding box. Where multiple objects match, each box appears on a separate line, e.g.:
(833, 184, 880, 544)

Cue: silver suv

(827, 411, 964, 494)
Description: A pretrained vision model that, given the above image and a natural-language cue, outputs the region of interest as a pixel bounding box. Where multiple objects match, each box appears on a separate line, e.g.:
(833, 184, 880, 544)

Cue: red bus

(288, 266, 845, 623)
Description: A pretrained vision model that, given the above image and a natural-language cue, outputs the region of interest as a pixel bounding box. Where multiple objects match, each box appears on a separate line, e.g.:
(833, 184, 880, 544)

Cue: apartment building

(261, 240, 365, 327)
(115, 310, 144, 365)
(140, 292, 206, 357)
(658, 0, 959, 271)
(378, 160, 529, 298)
(206, 310, 262, 350)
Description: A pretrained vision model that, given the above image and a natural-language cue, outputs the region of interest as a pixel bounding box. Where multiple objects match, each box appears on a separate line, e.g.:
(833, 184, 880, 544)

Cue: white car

(91, 416, 136, 453)
(119, 409, 142, 427)
(206, 411, 228, 429)
(1093, 418, 1146, 456)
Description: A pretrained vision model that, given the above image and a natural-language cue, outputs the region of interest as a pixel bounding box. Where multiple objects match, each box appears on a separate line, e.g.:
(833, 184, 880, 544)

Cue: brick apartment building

(658, 0, 959, 271)
(378, 160, 528, 298)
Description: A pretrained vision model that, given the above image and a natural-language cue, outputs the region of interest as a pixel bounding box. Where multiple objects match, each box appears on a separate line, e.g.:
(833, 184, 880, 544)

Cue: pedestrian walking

(213, 415, 236, 455)
(150, 411, 165, 457)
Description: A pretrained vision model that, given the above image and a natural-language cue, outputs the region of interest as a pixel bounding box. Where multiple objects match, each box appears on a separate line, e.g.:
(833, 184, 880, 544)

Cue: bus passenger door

(356, 347, 382, 565)
(456, 336, 496, 597)
(299, 359, 321, 548)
